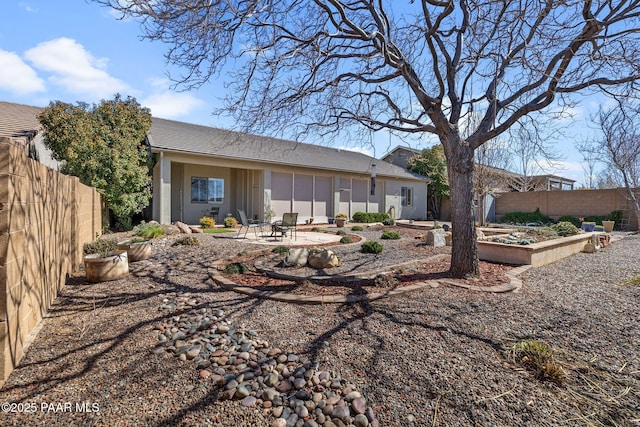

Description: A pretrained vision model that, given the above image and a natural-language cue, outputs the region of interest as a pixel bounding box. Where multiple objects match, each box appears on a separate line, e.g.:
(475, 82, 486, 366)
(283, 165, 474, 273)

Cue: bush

(311, 227, 324, 232)
(339, 236, 353, 244)
(608, 210, 623, 230)
(499, 208, 553, 225)
(336, 230, 346, 235)
(381, 231, 401, 240)
(361, 241, 383, 254)
(351, 212, 390, 223)
(172, 236, 200, 246)
(83, 239, 117, 255)
(557, 215, 581, 228)
(199, 216, 216, 229)
(272, 246, 289, 255)
(537, 227, 558, 237)
(382, 218, 396, 226)
(223, 262, 248, 274)
(350, 225, 364, 231)
(133, 221, 165, 239)
(224, 217, 238, 228)
(551, 221, 579, 237)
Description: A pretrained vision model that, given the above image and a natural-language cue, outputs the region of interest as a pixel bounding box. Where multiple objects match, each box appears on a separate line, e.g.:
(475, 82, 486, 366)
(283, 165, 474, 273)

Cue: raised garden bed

(478, 232, 598, 267)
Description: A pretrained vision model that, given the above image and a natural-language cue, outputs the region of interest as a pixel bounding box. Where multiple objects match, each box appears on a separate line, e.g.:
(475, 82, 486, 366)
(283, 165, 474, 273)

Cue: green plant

(608, 210, 623, 230)
(351, 212, 391, 223)
(557, 215, 581, 228)
(172, 236, 200, 246)
(336, 230, 347, 235)
(350, 225, 364, 231)
(339, 236, 353, 244)
(133, 221, 165, 239)
(39, 95, 153, 228)
(83, 239, 117, 255)
(507, 340, 565, 384)
(382, 218, 396, 226)
(223, 262, 248, 274)
(335, 213, 349, 220)
(551, 221, 579, 237)
(361, 241, 383, 254)
(199, 216, 216, 229)
(499, 208, 553, 225)
(311, 226, 324, 232)
(272, 246, 289, 255)
(224, 217, 238, 228)
(381, 230, 401, 240)
(537, 227, 559, 237)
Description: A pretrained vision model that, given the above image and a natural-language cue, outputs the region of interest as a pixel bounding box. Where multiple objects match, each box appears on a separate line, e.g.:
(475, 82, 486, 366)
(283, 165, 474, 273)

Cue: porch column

(158, 152, 172, 224)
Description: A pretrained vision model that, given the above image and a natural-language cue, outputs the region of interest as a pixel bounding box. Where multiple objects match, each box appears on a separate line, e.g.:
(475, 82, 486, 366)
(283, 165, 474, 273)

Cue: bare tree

(575, 138, 602, 189)
(507, 122, 564, 191)
(474, 139, 512, 225)
(95, 0, 640, 277)
(595, 100, 640, 228)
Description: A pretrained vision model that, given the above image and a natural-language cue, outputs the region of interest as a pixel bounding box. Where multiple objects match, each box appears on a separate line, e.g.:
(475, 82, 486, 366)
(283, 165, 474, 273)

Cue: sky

(0, 0, 594, 185)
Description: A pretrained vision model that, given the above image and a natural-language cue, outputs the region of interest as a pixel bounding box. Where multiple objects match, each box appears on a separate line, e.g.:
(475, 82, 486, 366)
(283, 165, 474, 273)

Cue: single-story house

(148, 118, 430, 224)
(0, 101, 431, 225)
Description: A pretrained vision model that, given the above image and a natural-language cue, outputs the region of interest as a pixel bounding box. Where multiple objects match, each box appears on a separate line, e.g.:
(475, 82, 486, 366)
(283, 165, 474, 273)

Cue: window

(401, 186, 413, 206)
(191, 177, 224, 203)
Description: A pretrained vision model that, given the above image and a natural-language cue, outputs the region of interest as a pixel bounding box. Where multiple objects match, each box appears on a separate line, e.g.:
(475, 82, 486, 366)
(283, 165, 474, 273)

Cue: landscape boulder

(284, 248, 309, 267)
(308, 248, 340, 269)
(175, 221, 192, 234)
(423, 229, 446, 247)
(162, 224, 181, 235)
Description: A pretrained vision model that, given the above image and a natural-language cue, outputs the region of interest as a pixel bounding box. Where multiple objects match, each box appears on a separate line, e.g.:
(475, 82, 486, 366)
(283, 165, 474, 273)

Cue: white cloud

(24, 37, 130, 99)
(0, 49, 46, 94)
(141, 90, 205, 120)
(19, 2, 38, 13)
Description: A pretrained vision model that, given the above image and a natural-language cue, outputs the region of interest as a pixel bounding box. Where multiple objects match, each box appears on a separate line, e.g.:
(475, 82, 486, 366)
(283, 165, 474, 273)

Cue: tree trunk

(443, 138, 480, 278)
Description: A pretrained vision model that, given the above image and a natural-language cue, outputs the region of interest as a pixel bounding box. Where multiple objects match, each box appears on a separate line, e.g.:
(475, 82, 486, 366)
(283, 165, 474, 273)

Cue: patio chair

(236, 209, 263, 239)
(273, 212, 298, 241)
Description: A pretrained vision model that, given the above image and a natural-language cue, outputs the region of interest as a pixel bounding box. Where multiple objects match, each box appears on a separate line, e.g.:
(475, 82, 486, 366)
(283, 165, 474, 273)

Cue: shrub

(381, 230, 401, 240)
(272, 246, 289, 256)
(172, 236, 200, 246)
(224, 217, 238, 228)
(133, 221, 165, 239)
(351, 212, 390, 223)
(335, 213, 349, 220)
(537, 227, 558, 238)
(551, 221, 579, 237)
(311, 226, 324, 232)
(608, 210, 623, 230)
(199, 216, 216, 229)
(223, 262, 248, 274)
(361, 241, 383, 254)
(339, 236, 353, 244)
(83, 239, 117, 255)
(382, 218, 396, 226)
(557, 215, 581, 228)
(336, 230, 346, 235)
(350, 225, 364, 231)
(499, 208, 553, 225)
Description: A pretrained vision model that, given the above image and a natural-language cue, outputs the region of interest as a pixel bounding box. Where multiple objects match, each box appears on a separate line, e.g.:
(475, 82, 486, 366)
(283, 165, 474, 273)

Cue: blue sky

(0, 0, 591, 184)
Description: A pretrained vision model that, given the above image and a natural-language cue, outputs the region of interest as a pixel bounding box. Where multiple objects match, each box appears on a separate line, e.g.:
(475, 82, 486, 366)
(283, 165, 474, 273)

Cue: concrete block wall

(494, 189, 638, 230)
(0, 138, 101, 386)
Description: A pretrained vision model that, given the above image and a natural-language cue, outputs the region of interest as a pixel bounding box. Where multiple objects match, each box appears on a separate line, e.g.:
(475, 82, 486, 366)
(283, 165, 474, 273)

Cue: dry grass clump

(507, 339, 565, 384)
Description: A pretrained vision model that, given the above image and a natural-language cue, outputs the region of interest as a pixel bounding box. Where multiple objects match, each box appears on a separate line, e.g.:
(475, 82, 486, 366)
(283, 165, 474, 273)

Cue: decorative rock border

(152, 293, 381, 427)
(209, 255, 526, 304)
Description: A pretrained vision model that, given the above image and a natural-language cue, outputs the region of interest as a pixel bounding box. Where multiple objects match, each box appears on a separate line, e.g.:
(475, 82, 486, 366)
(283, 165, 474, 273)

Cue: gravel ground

(1, 228, 639, 426)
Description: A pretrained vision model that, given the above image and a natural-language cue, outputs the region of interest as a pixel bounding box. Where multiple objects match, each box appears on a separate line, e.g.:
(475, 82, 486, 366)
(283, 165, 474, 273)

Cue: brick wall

(0, 138, 101, 386)
(494, 188, 639, 230)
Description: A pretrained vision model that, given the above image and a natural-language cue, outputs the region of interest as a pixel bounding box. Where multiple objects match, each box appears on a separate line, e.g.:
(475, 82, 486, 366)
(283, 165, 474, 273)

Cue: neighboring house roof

(0, 101, 43, 141)
(149, 117, 427, 181)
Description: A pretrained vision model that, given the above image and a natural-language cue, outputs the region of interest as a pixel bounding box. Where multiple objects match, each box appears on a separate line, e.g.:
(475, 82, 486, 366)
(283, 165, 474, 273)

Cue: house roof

(0, 101, 43, 141)
(0, 100, 426, 182)
(148, 117, 427, 181)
